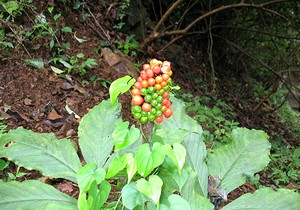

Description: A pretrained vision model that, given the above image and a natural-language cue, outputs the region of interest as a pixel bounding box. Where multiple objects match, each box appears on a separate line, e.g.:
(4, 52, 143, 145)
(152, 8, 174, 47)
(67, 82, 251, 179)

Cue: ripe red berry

(132, 95, 144, 106)
(155, 116, 164, 123)
(142, 102, 152, 112)
(163, 108, 173, 118)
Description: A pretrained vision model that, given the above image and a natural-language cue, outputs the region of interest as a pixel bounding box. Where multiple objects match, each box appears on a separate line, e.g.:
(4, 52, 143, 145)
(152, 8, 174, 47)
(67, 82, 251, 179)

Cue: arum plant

(0, 75, 299, 210)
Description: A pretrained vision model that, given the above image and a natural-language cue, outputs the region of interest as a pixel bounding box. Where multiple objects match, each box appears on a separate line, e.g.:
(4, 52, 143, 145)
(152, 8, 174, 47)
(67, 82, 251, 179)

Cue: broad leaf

(222, 187, 300, 210)
(181, 169, 214, 210)
(112, 121, 141, 151)
(137, 175, 163, 206)
(160, 194, 191, 210)
(23, 58, 44, 69)
(76, 163, 106, 192)
(109, 75, 135, 105)
(106, 154, 127, 178)
(207, 128, 271, 193)
(0, 180, 77, 210)
(135, 142, 166, 177)
(122, 182, 151, 209)
(78, 99, 122, 167)
(154, 96, 202, 144)
(0, 127, 81, 182)
(154, 97, 208, 196)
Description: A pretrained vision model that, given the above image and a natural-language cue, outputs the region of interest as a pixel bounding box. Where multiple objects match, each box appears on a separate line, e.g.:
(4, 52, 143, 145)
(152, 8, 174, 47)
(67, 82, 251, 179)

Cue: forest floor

(0, 1, 299, 208)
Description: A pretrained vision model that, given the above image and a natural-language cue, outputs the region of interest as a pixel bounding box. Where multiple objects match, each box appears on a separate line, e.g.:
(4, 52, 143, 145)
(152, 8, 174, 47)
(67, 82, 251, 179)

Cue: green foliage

(0, 76, 299, 209)
(109, 75, 135, 105)
(0, 180, 77, 209)
(266, 139, 300, 186)
(207, 128, 271, 194)
(114, 34, 139, 56)
(270, 90, 300, 141)
(181, 93, 239, 146)
(113, 0, 130, 30)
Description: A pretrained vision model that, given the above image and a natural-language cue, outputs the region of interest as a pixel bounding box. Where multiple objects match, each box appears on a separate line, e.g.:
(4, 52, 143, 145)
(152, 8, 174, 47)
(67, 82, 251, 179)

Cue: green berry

(156, 95, 163, 103)
(140, 116, 148, 124)
(156, 103, 163, 110)
(155, 110, 162, 117)
(131, 105, 142, 113)
(148, 86, 155, 94)
(151, 100, 158, 107)
(145, 95, 152, 102)
(148, 114, 156, 122)
(133, 112, 142, 120)
(157, 89, 165, 95)
(152, 92, 158, 99)
(150, 108, 157, 115)
(141, 111, 148, 117)
(140, 88, 148, 95)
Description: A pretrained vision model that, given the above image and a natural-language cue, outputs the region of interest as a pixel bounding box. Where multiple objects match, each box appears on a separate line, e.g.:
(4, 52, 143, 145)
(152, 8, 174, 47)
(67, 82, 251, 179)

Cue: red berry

(146, 69, 154, 78)
(143, 64, 150, 71)
(163, 108, 173, 118)
(155, 116, 164, 123)
(134, 82, 142, 89)
(132, 95, 144, 106)
(152, 65, 161, 74)
(142, 102, 152, 112)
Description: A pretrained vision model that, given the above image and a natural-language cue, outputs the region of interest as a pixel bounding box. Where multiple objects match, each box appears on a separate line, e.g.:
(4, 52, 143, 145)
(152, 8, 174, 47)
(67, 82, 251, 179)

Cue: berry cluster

(131, 59, 173, 124)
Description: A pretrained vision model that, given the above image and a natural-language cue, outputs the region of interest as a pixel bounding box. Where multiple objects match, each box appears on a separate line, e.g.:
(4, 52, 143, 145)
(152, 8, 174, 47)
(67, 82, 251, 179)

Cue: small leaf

(74, 32, 87, 43)
(76, 53, 85, 58)
(109, 75, 135, 105)
(106, 154, 127, 178)
(50, 66, 64, 74)
(160, 194, 191, 210)
(173, 143, 186, 171)
(135, 142, 166, 177)
(23, 58, 44, 70)
(53, 13, 61, 21)
(76, 163, 106, 192)
(136, 175, 163, 206)
(122, 183, 151, 209)
(113, 121, 141, 151)
(65, 104, 80, 119)
(61, 26, 73, 33)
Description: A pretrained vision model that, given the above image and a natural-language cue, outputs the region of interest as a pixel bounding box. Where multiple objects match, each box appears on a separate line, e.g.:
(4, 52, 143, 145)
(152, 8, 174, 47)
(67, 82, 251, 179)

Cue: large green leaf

(78, 99, 122, 167)
(207, 128, 271, 194)
(154, 97, 208, 197)
(154, 96, 201, 144)
(222, 187, 300, 210)
(122, 182, 151, 209)
(109, 75, 135, 105)
(0, 127, 81, 182)
(135, 142, 166, 177)
(0, 180, 77, 210)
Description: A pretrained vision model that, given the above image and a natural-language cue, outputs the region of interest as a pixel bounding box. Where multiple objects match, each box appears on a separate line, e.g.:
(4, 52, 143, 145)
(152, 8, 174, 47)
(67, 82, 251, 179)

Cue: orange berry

(143, 64, 150, 71)
(134, 82, 142, 89)
(132, 88, 141, 96)
(161, 81, 167, 87)
(132, 95, 144, 106)
(155, 116, 164, 123)
(154, 83, 162, 90)
(142, 102, 152, 112)
(163, 108, 173, 118)
(152, 65, 161, 74)
(155, 76, 163, 84)
(162, 74, 169, 81)
(141, 80, 149, 88)
(148, 78, 155, 86)
(146, 69, 154, 78)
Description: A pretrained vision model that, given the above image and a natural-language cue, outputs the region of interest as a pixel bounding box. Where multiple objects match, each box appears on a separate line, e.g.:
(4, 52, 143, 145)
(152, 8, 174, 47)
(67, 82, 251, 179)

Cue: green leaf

(23, 58, 44, 69)
(207, 128, 271, 193)
(125, 153, 137, 183)
(1, 1, 19, 16)
(76, 163, 106, 192)
(76, 53, 85, 58)
(0, 127, 81, 182)
(135, 142, 166, 177)
(50, 65, 64, 74)
(154, 96, 200, 144)
(78, 99, 122, 167)
(61, 26, 73, 33)
(109, 75, 135, 105)
(173, 143, 186, 171)
(137, 175, 163, 206)
(106, 154, 127, 178)
(160, 194, 191, 210)
(0, 41, 13, 48)
(0, 159, 9, 170)
(222, 188, 300, 210)
(122, 182, 151, 209)
(155, 96, 208, 196)
(74, 32, 87, 43)
(113, 121, 141, 151)
(0, 180, 77, 210)
(181, 169, 214, 210)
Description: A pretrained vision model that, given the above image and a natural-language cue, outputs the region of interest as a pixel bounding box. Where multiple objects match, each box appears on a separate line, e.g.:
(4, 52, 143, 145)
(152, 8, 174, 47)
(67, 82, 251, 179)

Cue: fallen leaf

(47, 108, 63, 120)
